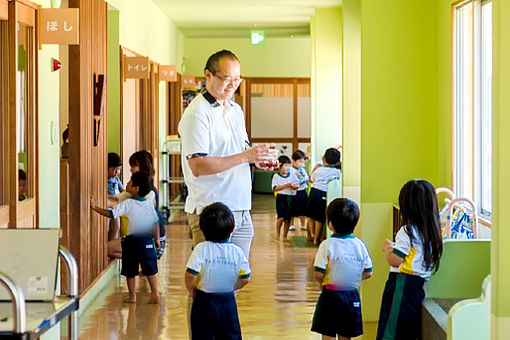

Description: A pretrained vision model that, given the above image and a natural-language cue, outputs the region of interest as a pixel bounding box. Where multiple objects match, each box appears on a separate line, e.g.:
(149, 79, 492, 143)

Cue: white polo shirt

(178, 91, 251, 214)
(391, 225, 434, 280)
(186, 241, 251, 293)
(109, 197, 159, 235)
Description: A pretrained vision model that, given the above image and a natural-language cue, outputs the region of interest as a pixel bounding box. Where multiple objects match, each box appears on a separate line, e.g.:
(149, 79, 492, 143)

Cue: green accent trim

(108, 209, 114, 218)
(383, 274, 406, 339)
(331, 233, 355, 239)
(130, 196, 147, 201)
(239, 273, 251, 279)
(364, 267, 373, 273)
(277, 172, 290, 178)
(186, 268, 199, 276)
(392, 248, 406, 259)
(314, 266, 326, 273)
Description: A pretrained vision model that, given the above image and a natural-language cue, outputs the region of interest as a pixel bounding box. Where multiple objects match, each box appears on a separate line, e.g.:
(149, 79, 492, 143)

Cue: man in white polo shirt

(178, 50, 277, 258)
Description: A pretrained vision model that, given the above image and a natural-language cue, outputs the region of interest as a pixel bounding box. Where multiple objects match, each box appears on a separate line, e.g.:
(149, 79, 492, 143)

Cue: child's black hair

(291, 150, 306, 161)
(18, 169, 27, 181)
(108, 152, 122, 168)
(129, 150, 155, 177)
(199, 202, 235, 242)
(278, 155, 291, 165)
(324, 148, 341, 169)
(327, 198, 360, 235)
(130, 171, 152, 197)
(399, 179, 443, 273)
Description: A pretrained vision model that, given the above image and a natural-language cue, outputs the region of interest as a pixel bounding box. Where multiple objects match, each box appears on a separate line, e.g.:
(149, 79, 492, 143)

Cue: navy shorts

(191, 289, 242, 340)
(306, 188, 327, 222)
(290, 189, 308, 217)
(276, 194, 292, 221)
(311, 287, 363, 338)
(121, 234, 158, 277)
(377, 272, 425, 340)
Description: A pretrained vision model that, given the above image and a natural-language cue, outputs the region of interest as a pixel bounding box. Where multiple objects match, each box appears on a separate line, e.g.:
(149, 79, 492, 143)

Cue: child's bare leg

(313, 221, 323, 245)
(290, 217, 294, 228)
(306, 218, 315, 241)
(125, 277, 136, 303)
(300, 216, 306, 229)
(321, 335, 336, 340)
(282, 220, 291, 240)
(146, 274, 160, 304)
(275, 218, 284, 240)
(337, 335, 350, 340)
(108, 217, 120, 241)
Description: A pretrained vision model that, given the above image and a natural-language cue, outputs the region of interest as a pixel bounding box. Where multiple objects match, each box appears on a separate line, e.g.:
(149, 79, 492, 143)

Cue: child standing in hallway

(272, 155, 300, 241)
(311, 198, 373, 340)
(107, 152, 124, 241)
(185, 202, 251, 340)
(91, 171, 161, 304)
(289, 150, 309, 232)
(377, 179, 443, 340)
(306, 148, 341, 245)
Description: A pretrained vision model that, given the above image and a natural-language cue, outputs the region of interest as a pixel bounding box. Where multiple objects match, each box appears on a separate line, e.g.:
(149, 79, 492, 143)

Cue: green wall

(361, 0, 440, 203)
(107, 10, 120, 155)
(310, 7, 342, 163)
(184, 37, 310, 77)
(492, 0, 510, 336)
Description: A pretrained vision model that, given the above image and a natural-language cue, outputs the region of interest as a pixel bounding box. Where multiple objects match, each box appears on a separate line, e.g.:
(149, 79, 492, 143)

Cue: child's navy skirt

(290, 189, 308, 217)
(276, 194, 292, 221)
(191, 289, 242, 340)
(306, 188, 327, 222)
(377, 272, 426, 340)
(311, 287, 363, 338)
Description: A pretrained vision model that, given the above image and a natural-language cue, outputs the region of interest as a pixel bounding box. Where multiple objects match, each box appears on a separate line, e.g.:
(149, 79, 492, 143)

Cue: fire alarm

(51, 58, 62, 72)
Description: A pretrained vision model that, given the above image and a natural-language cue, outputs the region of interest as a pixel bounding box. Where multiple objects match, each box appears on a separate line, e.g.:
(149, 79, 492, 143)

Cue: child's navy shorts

(306, 188, 327, 222)
(191, 289, 242, 340)
(276, 194, 292, 221)
(290, 189, 308, 217)
(311, 287, 363, 338)
(121, 234, 158, 277)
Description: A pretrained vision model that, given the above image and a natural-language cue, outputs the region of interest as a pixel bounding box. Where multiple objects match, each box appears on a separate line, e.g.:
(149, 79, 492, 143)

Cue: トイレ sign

(160, 65, 177, 82)
(41, 8, 79, 45)
(124, 56, 150, 79)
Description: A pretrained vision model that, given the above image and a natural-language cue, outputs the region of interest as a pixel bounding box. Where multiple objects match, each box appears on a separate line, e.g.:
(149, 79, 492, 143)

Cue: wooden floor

(79, 194, 377, 339)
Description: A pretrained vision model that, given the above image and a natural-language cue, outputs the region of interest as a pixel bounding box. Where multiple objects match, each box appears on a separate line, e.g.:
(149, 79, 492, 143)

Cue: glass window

(453, 0, 492, 218)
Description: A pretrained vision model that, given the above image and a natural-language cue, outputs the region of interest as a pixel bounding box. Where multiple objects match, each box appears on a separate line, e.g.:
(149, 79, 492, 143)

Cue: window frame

(452, 0, 492, 219)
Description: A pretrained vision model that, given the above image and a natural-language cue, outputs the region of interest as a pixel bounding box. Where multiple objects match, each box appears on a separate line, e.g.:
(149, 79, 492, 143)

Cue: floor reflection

(79, 194, 376, 339)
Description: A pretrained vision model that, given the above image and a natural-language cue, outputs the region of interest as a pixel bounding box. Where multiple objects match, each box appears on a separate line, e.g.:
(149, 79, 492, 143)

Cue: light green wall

(310, 7, 342, 163)
(361, 0, 439, 203)
(492, 0, 510, 335)
(342, 0, 361, 202)
(184, 37, 310, 77)
(107, 10, 120, 155)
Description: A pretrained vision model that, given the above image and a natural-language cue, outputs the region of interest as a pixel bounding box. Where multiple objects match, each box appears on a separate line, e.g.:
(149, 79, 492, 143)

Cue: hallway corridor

(79, 194, 377, 339)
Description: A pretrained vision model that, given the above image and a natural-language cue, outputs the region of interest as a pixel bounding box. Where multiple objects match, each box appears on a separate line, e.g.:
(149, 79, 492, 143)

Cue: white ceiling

(151, 0, 342, 38)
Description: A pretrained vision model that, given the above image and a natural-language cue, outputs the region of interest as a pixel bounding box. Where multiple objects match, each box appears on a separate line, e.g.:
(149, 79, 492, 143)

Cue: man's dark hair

(278, 155, 291, 165)
(324, 148, 341, 168)
(327, 198, 360, 235)
(130, 171, 152, 197)
(204, 50, 239, 74)
(291, 150, 306, 161)
(108, 152, 122, 168)
(199, 202, 235, 242)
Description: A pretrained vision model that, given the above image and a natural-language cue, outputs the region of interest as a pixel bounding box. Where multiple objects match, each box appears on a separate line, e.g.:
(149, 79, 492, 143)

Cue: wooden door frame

(0, 1, 8, 227)
(245, 77, 310, 151)
(7, 0, 39, 229)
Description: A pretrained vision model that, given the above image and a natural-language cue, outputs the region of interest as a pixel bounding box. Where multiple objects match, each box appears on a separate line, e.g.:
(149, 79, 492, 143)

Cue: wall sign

(41, 8, 79, 45)
(160, 65, 177, 82)
(124, 56, 150, 79)
(182, 74, 195, 88)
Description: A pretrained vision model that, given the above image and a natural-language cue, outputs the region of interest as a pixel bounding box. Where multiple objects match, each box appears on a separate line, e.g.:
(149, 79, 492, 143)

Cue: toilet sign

(41, 8, 79, 45)
(124, 56, 150, 79)
(160, 65, 177, 82)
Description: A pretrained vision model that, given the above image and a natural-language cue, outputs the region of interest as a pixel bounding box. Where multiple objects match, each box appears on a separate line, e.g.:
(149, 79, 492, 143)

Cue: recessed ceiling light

(254, 24, 257, 27)
(290, 35, 294, 38)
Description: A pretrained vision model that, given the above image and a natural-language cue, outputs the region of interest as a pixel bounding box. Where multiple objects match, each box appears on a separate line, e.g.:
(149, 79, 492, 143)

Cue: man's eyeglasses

(213, 74, 243, 85)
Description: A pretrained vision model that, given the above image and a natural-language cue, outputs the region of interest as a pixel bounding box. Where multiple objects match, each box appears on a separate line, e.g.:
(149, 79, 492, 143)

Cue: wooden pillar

(68, 0, 108, 293)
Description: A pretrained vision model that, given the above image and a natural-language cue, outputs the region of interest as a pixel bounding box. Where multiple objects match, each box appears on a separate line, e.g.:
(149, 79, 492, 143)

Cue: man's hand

(251, 143, 279, 170)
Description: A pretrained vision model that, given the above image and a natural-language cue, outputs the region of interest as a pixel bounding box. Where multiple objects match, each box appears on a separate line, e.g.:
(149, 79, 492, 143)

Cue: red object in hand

(52, 58, 62, 72)
(264, 159, 279, 169)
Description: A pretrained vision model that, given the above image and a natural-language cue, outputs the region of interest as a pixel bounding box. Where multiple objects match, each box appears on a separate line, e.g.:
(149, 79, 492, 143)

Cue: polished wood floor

(79, 194, 377, 339)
